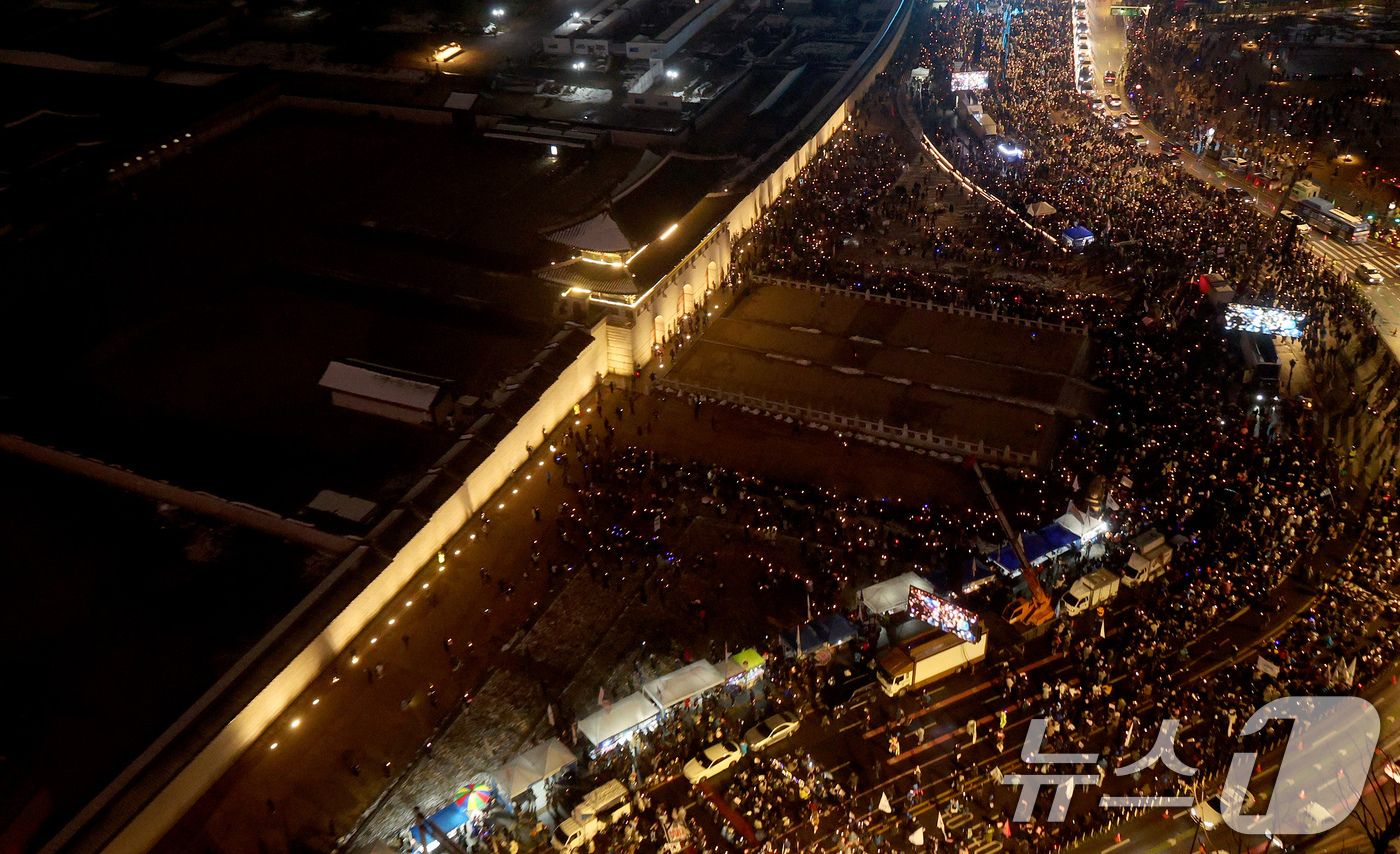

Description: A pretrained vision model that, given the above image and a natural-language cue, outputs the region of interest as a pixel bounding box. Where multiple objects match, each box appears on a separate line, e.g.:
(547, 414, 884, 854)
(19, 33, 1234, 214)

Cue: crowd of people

(483, 278, 1397, 854)
(394, 0, 1400, 850)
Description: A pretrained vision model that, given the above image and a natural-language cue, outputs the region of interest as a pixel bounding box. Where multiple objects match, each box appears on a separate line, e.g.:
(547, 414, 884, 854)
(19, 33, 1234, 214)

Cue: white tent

(491, 738, 577, 799)
(1054, 510, 1107, 540)
(642, 660, 725, 710)
(578, 693, 659, 747)
(859, 572, 935, 615)
(1026, 201, 1057, 218)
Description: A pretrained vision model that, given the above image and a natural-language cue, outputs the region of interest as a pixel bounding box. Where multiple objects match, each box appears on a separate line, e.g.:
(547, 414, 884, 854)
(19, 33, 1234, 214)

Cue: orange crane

(966, 457, 1056, 626)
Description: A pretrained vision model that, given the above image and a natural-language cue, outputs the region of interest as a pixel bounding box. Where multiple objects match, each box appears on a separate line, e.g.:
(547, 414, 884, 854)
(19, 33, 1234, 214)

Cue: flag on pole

(1002, 820, 1012, 838)
(1100, 620, 1106, 639)
(878, 792, 893, 813)
(937, 811, 946, 837)
(547, 704, 555, 727)
(599, 686, 611, 712)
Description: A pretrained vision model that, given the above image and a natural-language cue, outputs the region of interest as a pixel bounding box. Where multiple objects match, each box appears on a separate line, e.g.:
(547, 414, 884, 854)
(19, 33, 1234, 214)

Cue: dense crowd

(404, 1, 1400, 852)
(460, 285, 1398, 854)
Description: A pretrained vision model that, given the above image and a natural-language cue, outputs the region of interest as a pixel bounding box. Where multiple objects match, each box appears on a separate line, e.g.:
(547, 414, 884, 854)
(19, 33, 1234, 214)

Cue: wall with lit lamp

(619, 0, 915, 370)
(79, 331, 609, 854)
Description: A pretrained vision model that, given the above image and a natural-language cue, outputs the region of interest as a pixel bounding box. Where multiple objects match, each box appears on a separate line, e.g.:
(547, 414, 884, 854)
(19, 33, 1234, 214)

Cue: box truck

(1121, 528, 1173, 587)
(874, 626, 987, 698)
(552, 780, 632, 851)
(1060, 568, 1120, 617)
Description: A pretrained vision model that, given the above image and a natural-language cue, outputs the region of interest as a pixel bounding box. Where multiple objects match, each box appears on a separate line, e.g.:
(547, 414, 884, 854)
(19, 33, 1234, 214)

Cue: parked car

(744, 712, 801, 751)
(1124, 111, 1140, 125)
(1221, 155, 1249, 172)
(1128, 132, 1148, 146)
(683, 740, 743, 783)
(1106, 94, 1122, 108)
(1225, 186, 1251, 201)
(1104, 70, 1117, 84)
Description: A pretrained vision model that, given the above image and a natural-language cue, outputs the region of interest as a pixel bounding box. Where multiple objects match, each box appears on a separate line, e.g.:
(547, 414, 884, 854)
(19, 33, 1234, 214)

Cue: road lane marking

(1102, 836, 1132, 852)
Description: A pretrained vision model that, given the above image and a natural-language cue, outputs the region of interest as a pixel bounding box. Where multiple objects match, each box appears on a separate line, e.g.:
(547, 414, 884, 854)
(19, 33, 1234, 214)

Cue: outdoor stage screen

(907, 588, 981, 643)
(951, 70, 990, 91)
(1223, 303, 1306, 338)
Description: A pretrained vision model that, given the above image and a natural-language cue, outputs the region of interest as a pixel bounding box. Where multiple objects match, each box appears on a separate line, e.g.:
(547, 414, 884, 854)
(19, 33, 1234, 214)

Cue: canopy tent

(642, 660, 725, 710)
(578, 692, 659, 747)
(859, 572, 935, 615)
(988, 523, 1082, 576)
(410, 802, 472, 847)
(1054, 510, 1108, 540)
(781, 612, 857, 657)
(491, 738, 576, 800)
(1026, 201, 1056, 218)
(1060, 225, 1095, 250)
(722, 648, 766, 681)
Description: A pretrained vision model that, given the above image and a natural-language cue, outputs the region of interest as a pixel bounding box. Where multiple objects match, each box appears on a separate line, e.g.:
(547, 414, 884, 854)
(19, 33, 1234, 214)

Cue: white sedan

(683, 740, 743, 783)
(744, 713, 800, 751)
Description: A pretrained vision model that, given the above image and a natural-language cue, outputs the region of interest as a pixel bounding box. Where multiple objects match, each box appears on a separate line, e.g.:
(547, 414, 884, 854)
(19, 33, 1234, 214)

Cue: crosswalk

(1306, 234, 1399, 270)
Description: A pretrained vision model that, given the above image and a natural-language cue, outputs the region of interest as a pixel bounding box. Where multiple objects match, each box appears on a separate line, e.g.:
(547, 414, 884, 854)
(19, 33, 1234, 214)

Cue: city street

(631, 540, 1372, 854)
(1056, 672, 1400, 854)
(1079, 0, 1400, 364)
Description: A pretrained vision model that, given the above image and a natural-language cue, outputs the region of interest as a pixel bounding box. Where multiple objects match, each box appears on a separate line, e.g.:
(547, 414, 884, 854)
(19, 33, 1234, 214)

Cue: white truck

(551, 780, 632, 852)
(1121, 528, 1173, 588)
(874, 625, 987, 698)
(1059, 568, 1120, 617)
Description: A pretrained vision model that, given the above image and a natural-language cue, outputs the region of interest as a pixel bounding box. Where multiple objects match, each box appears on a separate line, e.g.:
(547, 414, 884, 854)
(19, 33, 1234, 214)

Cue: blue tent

(1060, 225, 1094, 250)
(781, 612, 856, 657)
(411, 803, 472, 847)
(989, 522, 1083, 576)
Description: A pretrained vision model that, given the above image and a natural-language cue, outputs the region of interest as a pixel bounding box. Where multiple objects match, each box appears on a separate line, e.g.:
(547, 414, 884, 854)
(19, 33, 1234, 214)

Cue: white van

(551, 780, 633, 851)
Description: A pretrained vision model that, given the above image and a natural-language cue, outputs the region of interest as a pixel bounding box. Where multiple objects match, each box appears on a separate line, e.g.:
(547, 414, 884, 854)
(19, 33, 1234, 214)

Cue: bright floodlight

(665, 69, 679, 79)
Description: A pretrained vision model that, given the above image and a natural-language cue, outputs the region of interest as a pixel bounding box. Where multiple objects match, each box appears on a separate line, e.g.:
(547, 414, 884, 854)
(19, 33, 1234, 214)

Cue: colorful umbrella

(454, 784, 493, 811)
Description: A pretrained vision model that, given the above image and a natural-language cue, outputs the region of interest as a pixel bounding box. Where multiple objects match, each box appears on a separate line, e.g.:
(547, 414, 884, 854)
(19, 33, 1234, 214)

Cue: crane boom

(966, 457, 1054, 625)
